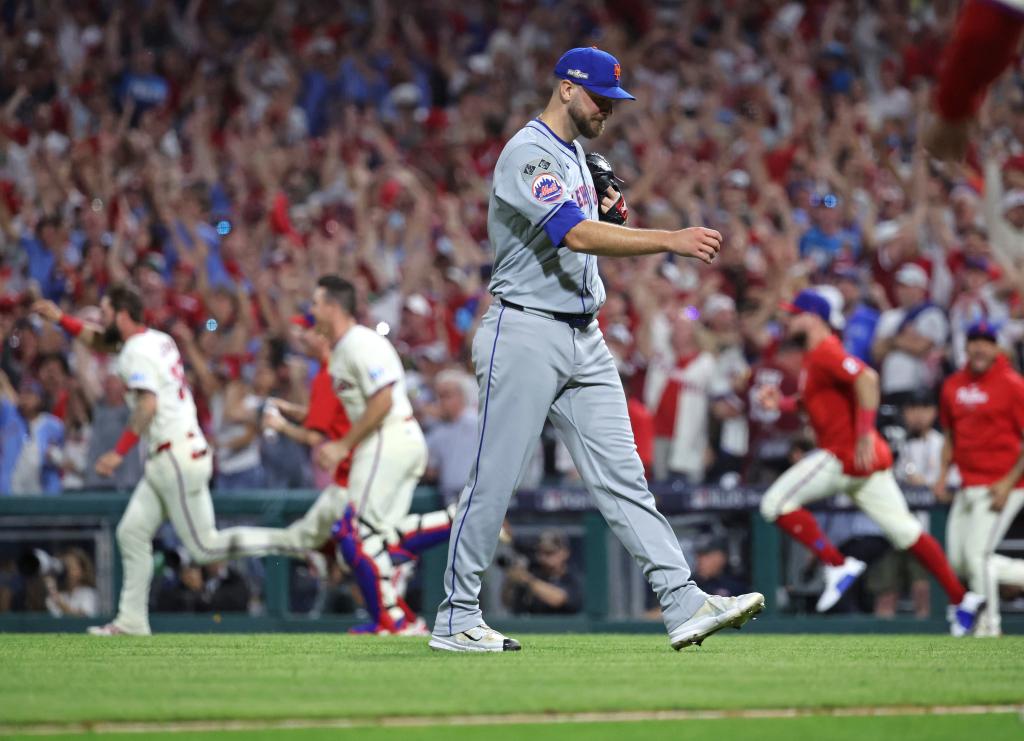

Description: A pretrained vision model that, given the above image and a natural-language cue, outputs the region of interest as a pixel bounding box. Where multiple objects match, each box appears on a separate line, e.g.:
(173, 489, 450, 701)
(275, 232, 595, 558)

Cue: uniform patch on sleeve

(368, 367, 385, 382)
(129, 372, 149, 384)
(520, 157, 556, 183)
(531, 172, 565, 204)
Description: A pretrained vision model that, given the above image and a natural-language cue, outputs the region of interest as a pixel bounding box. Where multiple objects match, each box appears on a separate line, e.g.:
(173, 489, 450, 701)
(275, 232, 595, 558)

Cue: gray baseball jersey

(434, 118, 707, 638)
(487, 119, 606, 314)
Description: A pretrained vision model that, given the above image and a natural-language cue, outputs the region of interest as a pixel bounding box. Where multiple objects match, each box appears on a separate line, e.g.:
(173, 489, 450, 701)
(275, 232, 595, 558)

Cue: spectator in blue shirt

(799, 195, 861, 271)
(0, 371, 64, 496)
(832, 266, 881, 363)
(119, 49, 169, 113)
(162, 185, 232, 288)
(19, 215, 75, 302)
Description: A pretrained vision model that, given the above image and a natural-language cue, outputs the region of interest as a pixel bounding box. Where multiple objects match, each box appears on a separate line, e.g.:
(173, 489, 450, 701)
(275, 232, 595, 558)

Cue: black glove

(585, 152, 628, 225)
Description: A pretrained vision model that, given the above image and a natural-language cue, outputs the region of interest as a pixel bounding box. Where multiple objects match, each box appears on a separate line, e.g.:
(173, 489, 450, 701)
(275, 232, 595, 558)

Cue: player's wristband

(113, 429, 141, 456)
(58, 314, 84, 336)
(778, 395, 798, 415)
(855, 407, 877, 438)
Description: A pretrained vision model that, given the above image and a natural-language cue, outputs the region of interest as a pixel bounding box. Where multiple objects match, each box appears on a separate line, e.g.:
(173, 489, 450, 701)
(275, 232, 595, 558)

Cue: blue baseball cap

(780, 290, 832, 324)
(554, 48, 635, 100)
(966, 318, 1000, 343)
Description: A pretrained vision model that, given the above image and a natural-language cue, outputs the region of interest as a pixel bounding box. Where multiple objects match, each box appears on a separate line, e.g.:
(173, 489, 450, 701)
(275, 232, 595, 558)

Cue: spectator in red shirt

(758, 290, 982, 633)
(937, 319, 1024, 636)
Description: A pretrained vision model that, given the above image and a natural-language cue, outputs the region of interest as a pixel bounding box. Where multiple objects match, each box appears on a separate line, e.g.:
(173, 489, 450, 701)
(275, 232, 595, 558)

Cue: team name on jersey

(573, 183, 598, 211)
(955, 385, 989, 406)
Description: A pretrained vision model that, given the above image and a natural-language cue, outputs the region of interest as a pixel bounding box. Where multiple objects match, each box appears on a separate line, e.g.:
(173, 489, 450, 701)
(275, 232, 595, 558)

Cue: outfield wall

(1, 486, 1020, 634)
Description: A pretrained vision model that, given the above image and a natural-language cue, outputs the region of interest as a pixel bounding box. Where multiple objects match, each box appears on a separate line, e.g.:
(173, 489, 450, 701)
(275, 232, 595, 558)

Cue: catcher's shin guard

(389, 504, 457, 564)
(332, 508, 404, 629)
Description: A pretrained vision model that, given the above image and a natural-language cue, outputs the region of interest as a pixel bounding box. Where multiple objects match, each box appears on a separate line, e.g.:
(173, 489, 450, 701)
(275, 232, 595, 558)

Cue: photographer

(44, 548, 98, 618)
(501, 530, 582, 615)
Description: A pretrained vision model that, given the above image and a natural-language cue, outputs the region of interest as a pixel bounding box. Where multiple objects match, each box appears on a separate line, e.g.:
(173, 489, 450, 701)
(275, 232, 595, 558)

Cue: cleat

(816, 557, 866, 613)
(86, 622, 148, 636)
(950, 591, 986, 637)
(669, 592, 765, 650)
(397, 617, 431, 636)
(429, 624, 522, 652)
(348, 621, 392, 635)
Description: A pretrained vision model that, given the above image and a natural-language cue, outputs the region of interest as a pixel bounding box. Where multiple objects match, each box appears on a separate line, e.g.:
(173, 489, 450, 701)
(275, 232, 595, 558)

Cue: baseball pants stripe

(443, 306, 506, 635)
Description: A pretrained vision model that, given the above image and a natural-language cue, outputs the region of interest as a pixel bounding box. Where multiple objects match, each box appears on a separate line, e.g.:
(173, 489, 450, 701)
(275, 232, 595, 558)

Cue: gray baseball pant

(433, 302, 708, 636)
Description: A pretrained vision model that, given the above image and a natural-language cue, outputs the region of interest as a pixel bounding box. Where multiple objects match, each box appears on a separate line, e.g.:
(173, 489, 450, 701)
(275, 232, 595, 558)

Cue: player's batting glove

(586, 152, 628, 225)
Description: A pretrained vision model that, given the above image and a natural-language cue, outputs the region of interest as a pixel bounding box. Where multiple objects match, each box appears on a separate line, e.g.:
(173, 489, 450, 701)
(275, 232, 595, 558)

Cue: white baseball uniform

(109, 329, 304, 634)
(238, 325, 428, 564)
(327, 324, 428, 627)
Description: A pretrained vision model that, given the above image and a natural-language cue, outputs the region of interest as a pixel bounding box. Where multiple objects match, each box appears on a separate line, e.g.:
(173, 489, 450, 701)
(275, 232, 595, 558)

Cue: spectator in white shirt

(424, 369, 479, 501)
(44, 547, 98, 618)
(872, 264, 949, 399)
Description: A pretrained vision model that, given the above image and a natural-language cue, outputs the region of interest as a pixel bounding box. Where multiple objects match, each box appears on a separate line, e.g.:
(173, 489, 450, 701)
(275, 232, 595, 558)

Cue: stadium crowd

(2, 1, 1024, 616)
(0, 0, 1008, 494)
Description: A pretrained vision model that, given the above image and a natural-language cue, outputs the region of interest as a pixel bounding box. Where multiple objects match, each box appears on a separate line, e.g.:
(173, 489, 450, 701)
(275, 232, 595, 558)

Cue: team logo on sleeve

(532, 172, 564, 203)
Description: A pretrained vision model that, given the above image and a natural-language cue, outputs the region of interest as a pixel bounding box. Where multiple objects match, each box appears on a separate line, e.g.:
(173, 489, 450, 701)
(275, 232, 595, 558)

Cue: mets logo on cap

(532, 172, 564, 204)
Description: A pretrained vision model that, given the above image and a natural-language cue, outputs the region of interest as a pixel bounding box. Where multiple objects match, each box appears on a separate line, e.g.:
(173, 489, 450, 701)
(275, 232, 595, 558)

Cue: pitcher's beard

(790, 331, 809, 349)
(569, 106, 605, 139)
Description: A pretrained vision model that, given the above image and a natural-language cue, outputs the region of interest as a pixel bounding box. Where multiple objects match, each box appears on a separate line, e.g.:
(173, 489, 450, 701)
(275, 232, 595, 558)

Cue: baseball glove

(585, 152, 628, 225)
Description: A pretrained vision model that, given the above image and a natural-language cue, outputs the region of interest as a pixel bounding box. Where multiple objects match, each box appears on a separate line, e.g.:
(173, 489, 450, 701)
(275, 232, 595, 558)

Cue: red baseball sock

(907, 533, 966, 605)
(775, 509, 846, 567)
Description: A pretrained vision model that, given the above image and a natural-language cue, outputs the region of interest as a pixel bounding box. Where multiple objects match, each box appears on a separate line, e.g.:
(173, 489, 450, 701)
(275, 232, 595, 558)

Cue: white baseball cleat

(429, 624, 522, 652)
(949, 591, 986, 637)
(397, 617, 431, 636)
(86, 622, 149, 636)
(669, 592, 765, 650)
(816, 556, 867, 613)
(973, 625, 1002, 638)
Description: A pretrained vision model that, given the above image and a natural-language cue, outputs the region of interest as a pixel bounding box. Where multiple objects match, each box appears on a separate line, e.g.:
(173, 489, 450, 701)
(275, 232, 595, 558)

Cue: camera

(17, 548, 64, 578)
(494, 542, 528, 571)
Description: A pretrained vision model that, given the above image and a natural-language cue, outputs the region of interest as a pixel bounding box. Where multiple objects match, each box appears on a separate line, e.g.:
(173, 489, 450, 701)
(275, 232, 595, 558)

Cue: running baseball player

(938, 319, 1024, 636)
(261, 313, 456, 633)
(33, 285, 302, 635)
(306, 275, 429, 634)
(758, 289, 985, 634)
(431, 47, 765, 653)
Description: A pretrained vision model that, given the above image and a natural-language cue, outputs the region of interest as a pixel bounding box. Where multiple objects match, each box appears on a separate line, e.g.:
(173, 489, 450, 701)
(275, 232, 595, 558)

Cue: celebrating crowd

(1, 0, 1023, 498)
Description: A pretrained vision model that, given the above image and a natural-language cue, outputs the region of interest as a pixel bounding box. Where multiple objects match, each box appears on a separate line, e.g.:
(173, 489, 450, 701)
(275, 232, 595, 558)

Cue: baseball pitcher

(430, 47, 765, 653)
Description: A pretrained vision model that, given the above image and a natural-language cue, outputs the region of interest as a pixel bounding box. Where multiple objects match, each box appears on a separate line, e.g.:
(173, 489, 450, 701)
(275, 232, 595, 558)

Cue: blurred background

(0, 0, 1022, 631)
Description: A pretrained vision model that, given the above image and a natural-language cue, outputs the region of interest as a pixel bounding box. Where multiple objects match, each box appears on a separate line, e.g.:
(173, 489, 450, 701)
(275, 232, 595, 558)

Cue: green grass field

(1, 633, 1022, 740)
